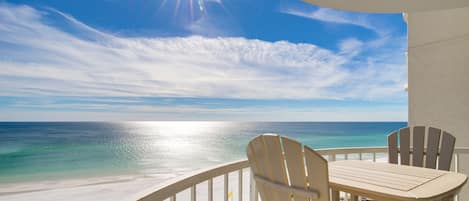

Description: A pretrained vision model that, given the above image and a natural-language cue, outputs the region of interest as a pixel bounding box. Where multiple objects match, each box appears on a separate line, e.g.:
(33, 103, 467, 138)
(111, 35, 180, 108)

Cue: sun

(197, 0, 206, 12)
(158, 0, 224, 20)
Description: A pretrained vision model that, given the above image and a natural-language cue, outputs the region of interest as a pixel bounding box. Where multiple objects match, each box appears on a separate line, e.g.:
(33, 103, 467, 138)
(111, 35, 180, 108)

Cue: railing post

(239, 169, 243, 201)
(343, 192, 349, 201)
(330, 154, 336, 161)
(331, 189, 340, 201)
(250, 170, 258, 201)
(208, 178, 213, 201)
(224, 173, 229, 201)
(455, 153, 460, 201)
(191, 185, 196, 201)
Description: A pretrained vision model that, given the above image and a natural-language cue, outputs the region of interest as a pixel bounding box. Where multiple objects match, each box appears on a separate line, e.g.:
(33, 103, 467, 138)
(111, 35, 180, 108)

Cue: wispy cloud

(280, 7, 389, 36)
(0, 3, 405, 100)
(339, 38, 364, 57)
(0, 3, 408, 120)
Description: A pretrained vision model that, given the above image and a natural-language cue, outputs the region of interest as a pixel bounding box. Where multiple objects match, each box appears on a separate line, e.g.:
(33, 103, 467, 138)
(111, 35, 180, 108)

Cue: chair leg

(331, 189, 340, 201)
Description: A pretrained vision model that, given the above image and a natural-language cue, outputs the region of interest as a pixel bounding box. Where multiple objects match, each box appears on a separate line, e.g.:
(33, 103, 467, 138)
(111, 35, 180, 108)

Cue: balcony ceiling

(302, 0, 469, 13)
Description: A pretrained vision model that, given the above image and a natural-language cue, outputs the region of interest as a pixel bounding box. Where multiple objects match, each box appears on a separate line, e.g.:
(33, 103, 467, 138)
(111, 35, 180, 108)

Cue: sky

(0, 0, 408, 121)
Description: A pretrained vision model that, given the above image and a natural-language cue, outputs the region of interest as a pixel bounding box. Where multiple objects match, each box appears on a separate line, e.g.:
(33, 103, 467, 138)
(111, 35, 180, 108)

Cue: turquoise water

(0, 121, 406, 183)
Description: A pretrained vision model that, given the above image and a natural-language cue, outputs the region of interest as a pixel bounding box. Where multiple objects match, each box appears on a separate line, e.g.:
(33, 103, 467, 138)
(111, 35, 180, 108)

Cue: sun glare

(133, 121, 226, 136)
(159, 0, 223, 20)
(130, 121, 231, 159)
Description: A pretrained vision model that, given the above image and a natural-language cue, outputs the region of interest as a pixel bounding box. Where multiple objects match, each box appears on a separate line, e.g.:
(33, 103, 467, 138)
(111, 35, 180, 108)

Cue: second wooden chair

(388, 126, 456, 171)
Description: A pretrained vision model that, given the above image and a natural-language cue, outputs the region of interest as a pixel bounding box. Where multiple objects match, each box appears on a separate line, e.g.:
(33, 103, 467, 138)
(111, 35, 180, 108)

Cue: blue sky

(0, 0, 408, 121)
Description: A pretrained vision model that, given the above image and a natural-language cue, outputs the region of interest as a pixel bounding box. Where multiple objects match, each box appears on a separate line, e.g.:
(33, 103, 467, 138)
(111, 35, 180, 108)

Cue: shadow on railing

(135, 147, 469, 201)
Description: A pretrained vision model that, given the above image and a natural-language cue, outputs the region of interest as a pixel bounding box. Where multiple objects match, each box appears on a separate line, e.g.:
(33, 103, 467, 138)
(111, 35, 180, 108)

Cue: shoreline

(0, 159, 388, 201)
(0, 175, 140, 195)
(0, 173, 178, 200)
(0, 169, 251, 201)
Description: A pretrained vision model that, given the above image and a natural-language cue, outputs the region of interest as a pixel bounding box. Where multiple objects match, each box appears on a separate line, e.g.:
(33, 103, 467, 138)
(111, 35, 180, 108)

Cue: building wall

(407, 6, 469, 199)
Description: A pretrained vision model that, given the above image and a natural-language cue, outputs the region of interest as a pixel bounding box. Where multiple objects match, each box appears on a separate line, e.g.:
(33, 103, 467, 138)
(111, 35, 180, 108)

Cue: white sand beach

(0, 175, 175, 201)
(0, 158, 387, 201)
(0, 171, 252, 201)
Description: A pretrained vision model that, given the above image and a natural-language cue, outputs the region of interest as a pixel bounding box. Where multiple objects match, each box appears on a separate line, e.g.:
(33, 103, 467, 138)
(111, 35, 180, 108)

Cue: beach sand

(0, 158, 387, 201)
(0, 175, 175, 201)
(0, 171, 252, 201)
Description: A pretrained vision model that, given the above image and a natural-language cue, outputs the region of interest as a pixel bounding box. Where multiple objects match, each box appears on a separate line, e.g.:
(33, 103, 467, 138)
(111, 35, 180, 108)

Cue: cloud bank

(0, 3, 406, 100)
(0, 3, 407, 120)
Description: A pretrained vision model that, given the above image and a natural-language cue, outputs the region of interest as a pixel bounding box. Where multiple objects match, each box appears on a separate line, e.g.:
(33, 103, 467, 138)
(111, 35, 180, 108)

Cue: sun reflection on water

(124, 121, 237, 174)
(135, 121, 223, 136)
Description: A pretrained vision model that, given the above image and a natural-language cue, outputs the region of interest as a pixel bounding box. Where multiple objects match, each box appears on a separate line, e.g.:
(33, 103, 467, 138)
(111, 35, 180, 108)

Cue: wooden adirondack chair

(246, 134, 330, 201)
(388, 126, 456, 171)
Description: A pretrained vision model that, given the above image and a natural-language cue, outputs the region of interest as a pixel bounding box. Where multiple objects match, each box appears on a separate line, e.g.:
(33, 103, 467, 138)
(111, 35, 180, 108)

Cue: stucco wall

(407, 6, 469, 199)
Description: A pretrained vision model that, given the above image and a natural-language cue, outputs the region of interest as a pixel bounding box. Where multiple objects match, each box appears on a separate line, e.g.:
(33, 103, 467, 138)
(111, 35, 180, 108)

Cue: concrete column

(407, 6, 469, 199)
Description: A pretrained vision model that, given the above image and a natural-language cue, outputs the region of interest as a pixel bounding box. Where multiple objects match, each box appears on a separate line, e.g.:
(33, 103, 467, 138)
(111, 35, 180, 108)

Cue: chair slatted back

(247, 134, 329, 201)
(388, 126, 456, 171)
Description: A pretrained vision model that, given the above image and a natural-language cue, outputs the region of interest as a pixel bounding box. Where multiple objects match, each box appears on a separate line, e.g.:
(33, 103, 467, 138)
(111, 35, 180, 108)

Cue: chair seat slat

(304, 146, 330, 201)
(400, 128, 411, 165)
(412, 126, 425, 167)
(426, 127, 441, 169)
(438, 132, 456, 171)
(261, 135, 290, 201)
(247, 137, 270, 201)
(388, 132, 399, 164)
(282, 137, 309, 201)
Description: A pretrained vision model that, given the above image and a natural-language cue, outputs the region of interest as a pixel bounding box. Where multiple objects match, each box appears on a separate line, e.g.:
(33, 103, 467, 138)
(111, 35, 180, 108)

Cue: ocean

(0, 121, 406, 184)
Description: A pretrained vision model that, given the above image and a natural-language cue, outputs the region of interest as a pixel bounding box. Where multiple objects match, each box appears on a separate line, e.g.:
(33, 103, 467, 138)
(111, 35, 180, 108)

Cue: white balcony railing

(135, 147, 469, 201)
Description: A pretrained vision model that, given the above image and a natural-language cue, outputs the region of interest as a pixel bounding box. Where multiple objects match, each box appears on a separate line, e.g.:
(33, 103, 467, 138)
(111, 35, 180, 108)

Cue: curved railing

(136, 160, 250, 201)
(135, 147, 469, 201)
